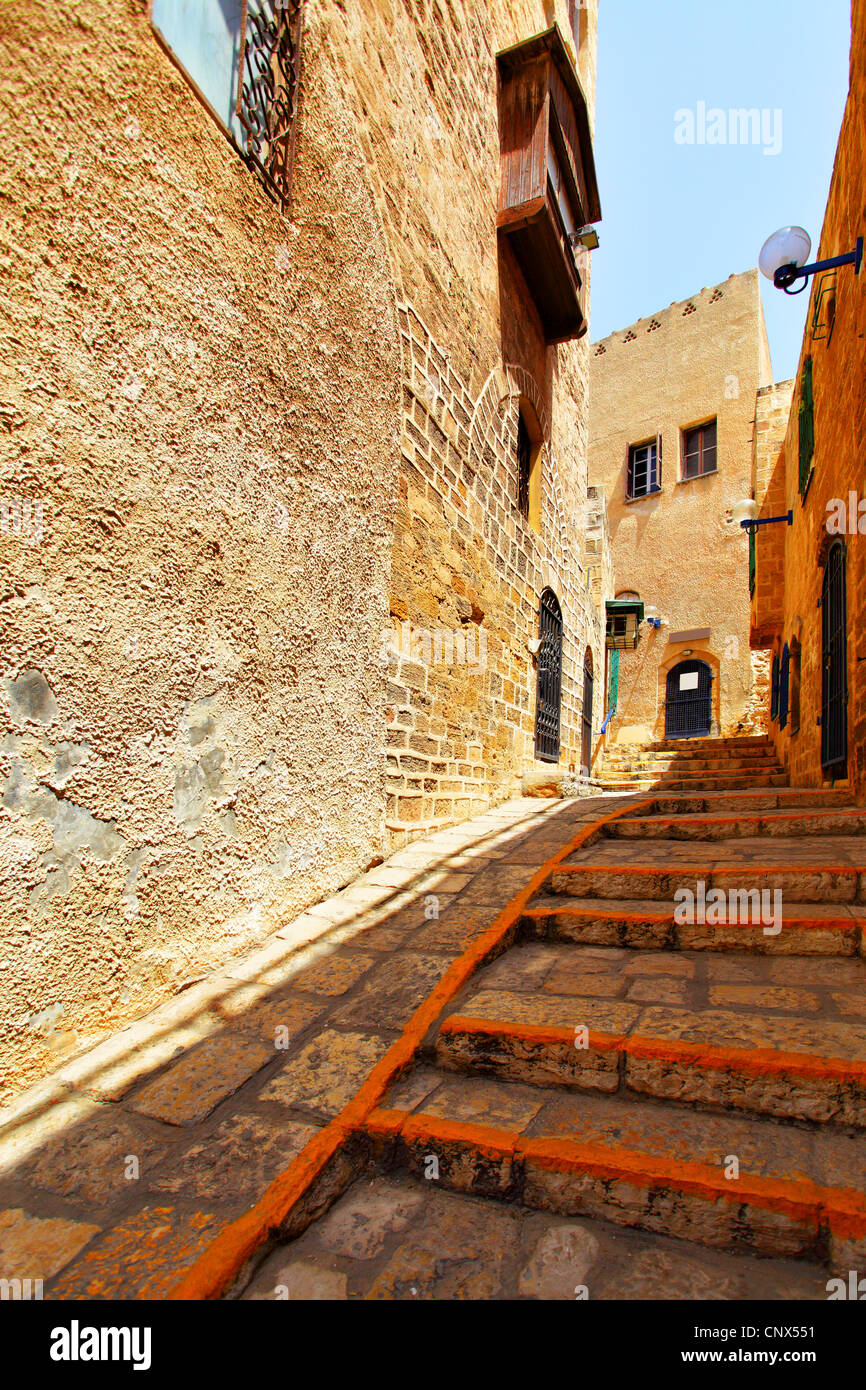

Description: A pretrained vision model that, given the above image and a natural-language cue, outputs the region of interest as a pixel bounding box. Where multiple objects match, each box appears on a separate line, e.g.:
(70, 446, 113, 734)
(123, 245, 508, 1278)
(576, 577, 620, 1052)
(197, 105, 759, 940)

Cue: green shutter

(798, 356, 814, 496)
(748, 527, 756, 597)
(608, 648, 620, 712)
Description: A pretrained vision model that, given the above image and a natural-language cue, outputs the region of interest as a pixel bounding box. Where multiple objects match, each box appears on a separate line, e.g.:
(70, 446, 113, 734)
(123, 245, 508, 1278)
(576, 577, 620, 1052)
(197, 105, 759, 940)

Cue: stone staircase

(598, 734, 788, 792)
(365, 785, 866, 1281)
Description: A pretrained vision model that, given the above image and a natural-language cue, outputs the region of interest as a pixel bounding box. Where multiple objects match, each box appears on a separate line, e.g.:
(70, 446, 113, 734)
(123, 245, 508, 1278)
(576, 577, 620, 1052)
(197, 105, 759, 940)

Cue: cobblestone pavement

(241, 1173, 829, 1301)
(4, 782, 862, 1301)
(0, 794, 613, 1299)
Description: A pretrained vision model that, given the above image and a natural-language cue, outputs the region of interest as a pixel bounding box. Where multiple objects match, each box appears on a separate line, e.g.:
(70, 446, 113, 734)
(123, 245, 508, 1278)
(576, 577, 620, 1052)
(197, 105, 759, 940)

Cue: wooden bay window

(496, 25, 601, 343)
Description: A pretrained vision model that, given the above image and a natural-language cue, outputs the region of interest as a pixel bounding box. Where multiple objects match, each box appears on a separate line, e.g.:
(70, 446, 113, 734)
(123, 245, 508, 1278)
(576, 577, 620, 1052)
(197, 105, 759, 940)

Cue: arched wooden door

(581, 649, 593, 774)
(665, 659, 712, 739)
(821, 540, 847, 775)
(534, 589, 562, 762)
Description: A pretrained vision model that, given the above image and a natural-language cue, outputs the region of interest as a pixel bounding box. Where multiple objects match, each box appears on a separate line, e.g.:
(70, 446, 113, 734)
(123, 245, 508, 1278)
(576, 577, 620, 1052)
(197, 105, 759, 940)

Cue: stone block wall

(759, 0, 866, 797)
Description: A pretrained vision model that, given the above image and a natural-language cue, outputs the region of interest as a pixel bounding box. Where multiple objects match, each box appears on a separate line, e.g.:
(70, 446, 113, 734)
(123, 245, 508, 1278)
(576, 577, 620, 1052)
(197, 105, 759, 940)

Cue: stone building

(750, 0, 866, 798)
(588, 269, 773, 745)
(0, 1, 608, 1098)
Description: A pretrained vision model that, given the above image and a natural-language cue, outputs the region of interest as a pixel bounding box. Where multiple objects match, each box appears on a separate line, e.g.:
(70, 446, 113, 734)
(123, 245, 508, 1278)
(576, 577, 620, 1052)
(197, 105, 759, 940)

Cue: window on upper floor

(627, 439, 661, 499)
(682, 419, 717, 480)
(496, 25, 601, 343)
(150, 0, 304, 211)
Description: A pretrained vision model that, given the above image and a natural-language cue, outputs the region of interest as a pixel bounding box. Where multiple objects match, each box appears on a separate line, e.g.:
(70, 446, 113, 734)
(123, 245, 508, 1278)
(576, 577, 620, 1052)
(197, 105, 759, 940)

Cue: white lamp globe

(759, 227, 812, 281)
(731, 498, 759, 526)
(644, 605, 660, 622)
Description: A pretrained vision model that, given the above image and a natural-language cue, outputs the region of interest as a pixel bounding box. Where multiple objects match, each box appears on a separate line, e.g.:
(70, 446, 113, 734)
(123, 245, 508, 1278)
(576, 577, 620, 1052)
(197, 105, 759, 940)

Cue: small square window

(627, 440, 661, 499)
(682, 419, 717, 479)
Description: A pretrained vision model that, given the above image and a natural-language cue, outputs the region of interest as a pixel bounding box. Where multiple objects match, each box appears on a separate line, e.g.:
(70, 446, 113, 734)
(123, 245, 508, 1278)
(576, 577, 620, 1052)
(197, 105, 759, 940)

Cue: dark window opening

(779, 643, 790, 730)
(627, 440, 661, 499)
(770, 653, 780, 721)
(682, 419, 717, 479)
(821, 539, 847, 774)
(517, 411, 532, 519)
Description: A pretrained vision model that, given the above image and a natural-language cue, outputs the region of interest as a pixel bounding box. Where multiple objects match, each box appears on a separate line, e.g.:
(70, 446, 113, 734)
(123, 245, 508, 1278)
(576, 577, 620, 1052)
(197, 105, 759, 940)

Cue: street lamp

(644, 604, 662, 629)
(759, 225, 863, 295)
(732, 497, 792, 531)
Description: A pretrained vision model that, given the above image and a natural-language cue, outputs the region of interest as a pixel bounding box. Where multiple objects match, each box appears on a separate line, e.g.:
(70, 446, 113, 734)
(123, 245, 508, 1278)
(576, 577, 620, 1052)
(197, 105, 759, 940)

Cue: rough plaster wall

(0, 1, 401, 1099)
(588, 271, 766, 741)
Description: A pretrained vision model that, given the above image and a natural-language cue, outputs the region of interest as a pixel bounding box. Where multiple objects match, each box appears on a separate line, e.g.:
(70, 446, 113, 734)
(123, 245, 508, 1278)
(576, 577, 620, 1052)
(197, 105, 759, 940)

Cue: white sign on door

(679, 671, 700, 691)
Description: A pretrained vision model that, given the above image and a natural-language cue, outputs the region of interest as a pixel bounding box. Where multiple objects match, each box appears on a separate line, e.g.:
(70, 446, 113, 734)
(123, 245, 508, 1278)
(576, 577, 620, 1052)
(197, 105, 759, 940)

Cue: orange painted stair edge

(610, 810, 866, 828)
(363, 1106, 866, 1240)
(522, 904, 856, 932)
(552, 863, 860, 879)
(166, 798, 654, 1299)
(438, 1013, 866, 1084)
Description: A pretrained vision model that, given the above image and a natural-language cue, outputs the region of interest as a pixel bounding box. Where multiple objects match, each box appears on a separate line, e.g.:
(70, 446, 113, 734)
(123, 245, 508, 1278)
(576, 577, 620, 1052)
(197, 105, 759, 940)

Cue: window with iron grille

(779, 643, 790, 729)
(770, 652, 780, 721)
(682, 419, 717, 479)
(798, 356, 814, 496)
(516, 410, 532, 519)
(627, 439, 661, 499)
(150, 0, 304, 212)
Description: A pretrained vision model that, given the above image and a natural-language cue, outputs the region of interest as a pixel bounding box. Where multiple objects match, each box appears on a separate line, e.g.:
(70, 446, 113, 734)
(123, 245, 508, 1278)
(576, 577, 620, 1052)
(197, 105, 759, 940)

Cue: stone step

(600, 763, 787, 780)
(598, 773, 790, 792)
(521, 896, 865, 956)
(548, 861, 863, 902)
(605, 808, 866, 842)
(606, 745, 783, 767)
(431, 939, 866, 1127)
(647, 789, 856, 813)
(604, 759, 782, 777)
(614, 737, 772, 753)
(369, 1066, 866, 1268)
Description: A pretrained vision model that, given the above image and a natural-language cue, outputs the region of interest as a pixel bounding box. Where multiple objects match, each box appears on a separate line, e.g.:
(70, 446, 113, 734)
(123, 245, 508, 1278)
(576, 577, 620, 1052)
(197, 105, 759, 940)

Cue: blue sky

(590, 0, 852, 380)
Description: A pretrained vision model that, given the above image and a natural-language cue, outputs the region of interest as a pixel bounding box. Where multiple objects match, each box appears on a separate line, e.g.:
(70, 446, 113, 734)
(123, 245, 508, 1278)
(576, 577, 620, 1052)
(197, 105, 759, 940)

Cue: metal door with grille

(821, 540, 847, 774)
(534, 590, 563, 762)
(664, 659, 712, 739)
(581, 650, 593, 774)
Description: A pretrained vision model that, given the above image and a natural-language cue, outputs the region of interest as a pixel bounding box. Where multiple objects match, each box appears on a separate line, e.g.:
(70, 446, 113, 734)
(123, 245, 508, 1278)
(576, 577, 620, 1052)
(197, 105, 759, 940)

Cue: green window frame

(798, 356, 814, 496)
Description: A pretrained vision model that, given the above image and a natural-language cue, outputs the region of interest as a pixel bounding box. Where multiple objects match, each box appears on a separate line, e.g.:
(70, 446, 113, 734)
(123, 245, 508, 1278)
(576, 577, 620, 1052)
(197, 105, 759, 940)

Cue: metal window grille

(770, 653, 780, 721)
(581, 651, 593, 774)
(821, 540, 848, 773)
(534, 589, 563, 762)
(236, 0, 305, 212)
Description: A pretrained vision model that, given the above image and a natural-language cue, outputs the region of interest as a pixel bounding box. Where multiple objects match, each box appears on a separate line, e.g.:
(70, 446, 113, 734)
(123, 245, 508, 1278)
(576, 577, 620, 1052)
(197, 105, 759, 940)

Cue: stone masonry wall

(759, 0, 866, 797)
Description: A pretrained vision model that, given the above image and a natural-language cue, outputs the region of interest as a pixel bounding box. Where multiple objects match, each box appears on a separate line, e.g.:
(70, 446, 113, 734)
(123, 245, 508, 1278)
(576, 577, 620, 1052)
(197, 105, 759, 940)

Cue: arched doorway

(821, 539, 847, 775)
(665, 659, 712, 739)
(581, 648, 593, 774)
(534, 589, 562, 762)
